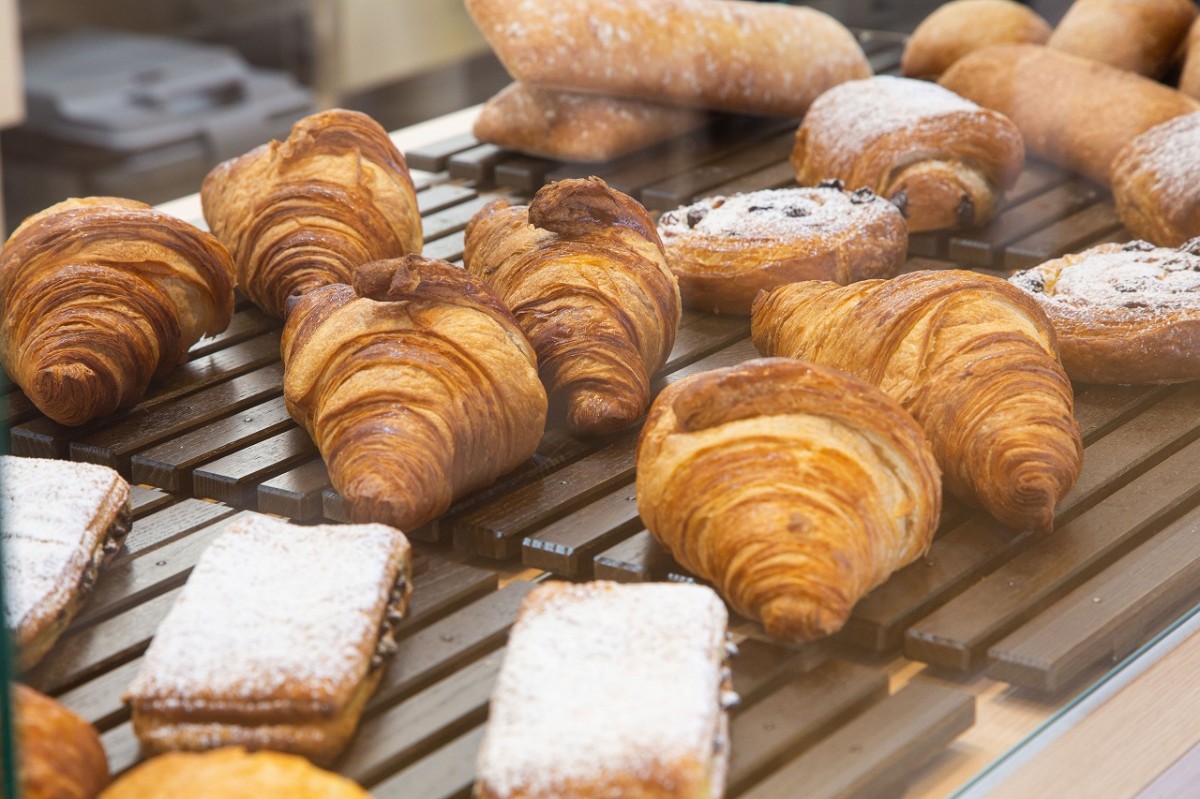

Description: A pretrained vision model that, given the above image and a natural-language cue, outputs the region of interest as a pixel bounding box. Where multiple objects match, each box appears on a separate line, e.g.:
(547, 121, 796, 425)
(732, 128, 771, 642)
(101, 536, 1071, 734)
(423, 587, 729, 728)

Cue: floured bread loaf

(2, 455, 131, 671)
(126, 514, 412, 765)
(1011, 241, 1200, 385)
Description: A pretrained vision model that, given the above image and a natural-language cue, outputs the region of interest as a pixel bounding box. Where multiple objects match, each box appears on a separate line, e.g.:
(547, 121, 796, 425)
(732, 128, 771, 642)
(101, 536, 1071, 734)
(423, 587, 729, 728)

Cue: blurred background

(0, 0, 1073, 235)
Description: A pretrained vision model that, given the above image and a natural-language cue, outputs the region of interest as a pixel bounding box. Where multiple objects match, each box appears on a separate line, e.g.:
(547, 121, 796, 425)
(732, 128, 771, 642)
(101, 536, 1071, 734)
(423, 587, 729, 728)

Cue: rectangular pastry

(126, 513, 412, 765)
(2, 455, 131, 671)
(474, 581, 734, 799)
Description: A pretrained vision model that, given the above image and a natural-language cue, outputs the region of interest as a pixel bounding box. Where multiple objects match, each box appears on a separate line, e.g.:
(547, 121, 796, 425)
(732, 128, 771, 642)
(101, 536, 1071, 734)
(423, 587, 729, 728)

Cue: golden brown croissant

(752, 271, 1083, 534)
(15, 683, 110, 799)
(281, 254, 547, 530)
(464, 178, 681, 436)
(0, 197, 234, 426)
(201, 108, 422, 318)
(636, 358, 941, 642)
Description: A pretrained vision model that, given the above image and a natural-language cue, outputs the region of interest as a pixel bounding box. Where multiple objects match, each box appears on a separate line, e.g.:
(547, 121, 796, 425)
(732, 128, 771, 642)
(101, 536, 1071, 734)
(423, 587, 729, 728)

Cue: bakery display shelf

(8, 29, 1200, 798)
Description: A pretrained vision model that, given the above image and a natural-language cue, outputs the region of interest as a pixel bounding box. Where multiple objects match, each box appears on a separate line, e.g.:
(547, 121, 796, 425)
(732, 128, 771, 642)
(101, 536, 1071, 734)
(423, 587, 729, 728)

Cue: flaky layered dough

(752, 271, 1083, 533)
(0, 197, 233, 426)
(939, 44, 1200, 186)
(464, 0, 869, 117)
(201, 108, 422, 318)
(282, 255, 547, 529)
(901, 0, 1051, 81)
(1048, 0, 1196, 79)
(99, 748, 370, 799)
(464, 178, 680, 436)
(791, 77, 1024, 232)
(1111, 113, 1200, 247)
(637, 359, 940, 642)
(16, 684, 110, 799)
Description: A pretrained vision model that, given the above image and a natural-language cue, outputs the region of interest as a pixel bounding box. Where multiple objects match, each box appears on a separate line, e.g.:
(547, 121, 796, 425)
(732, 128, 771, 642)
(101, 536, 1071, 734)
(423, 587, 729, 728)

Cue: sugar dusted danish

(657, 183, 907, 315)
(2, 455, 131, 671)
(791, 75, 1024, 232)
(126, 513, 412, 765)
(474, 581, 733, 799)
(1010, 241, 1200, 385)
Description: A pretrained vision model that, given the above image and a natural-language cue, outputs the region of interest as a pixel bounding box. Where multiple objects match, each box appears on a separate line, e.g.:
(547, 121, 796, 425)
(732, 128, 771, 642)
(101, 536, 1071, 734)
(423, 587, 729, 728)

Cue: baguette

(465, 0, 870, 117)
(940, 44, 1200, 185)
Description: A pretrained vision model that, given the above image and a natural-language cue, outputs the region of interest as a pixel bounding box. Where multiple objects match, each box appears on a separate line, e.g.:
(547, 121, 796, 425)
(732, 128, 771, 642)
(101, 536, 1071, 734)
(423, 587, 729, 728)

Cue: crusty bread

(474, 83, 709, 162)
(465, 0, 870, 117)
(1048, 0, 1196, 78)
(902, 0, 1051, 80)
(940, 44, 1200, 186)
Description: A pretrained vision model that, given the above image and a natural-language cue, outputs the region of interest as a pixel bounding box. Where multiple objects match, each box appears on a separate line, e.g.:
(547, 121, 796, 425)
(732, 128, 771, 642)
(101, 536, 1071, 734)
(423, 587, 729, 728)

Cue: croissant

(752, 271, 1083, 533)
(636, 358, 941, 642)
(0, 197, 234, 426)
(464, 178, 681, 436)
(16, 683, 110, 799)
(281, 254, 547, 530)
(201, 108, 422, 318)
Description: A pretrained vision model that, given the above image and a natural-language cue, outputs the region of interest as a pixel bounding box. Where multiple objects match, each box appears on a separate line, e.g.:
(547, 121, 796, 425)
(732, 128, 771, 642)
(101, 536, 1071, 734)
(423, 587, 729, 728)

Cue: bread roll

(1179, 18, 1200, 99)
(940, 44, 1200, 185)
(902, 0, 1051, 80)
(474, 83, 709, 162)
(792, 76, 1025, 232)
(1112, 113, 1200, 246)
(1048, 0, 1196, 78)
(16, 684, 109, 799)
(464, 0, 870, 117)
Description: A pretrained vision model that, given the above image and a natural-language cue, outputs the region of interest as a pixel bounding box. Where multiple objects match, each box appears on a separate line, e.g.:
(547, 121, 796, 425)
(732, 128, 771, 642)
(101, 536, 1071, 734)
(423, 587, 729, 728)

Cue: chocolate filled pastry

(99, 748, 370, 798)
(1010, 241, 1200, 385)
(1111, 113, 1200, 247)
(901, 0, 1051, 81)
(939, 44, 1200, 186)
(1048, 0, 1196, 79)
(2, 455, 131, 671)
(636, 359, 940, 642)
(474, 581, 733, 799)
(465, 0, 869, 117)
(16, 683, 110, 799)
(464, 178, 679, 436)
(201, 108, 422, 318)
(657, 184, 908, 315)
(126, 514, 412, 765)
(474, 83, 710, 163)
(752, 271, 1083, 534)
(791, 76, 1024, 232)
(282, 254, 547, 530)
(0, 197, 234, 426)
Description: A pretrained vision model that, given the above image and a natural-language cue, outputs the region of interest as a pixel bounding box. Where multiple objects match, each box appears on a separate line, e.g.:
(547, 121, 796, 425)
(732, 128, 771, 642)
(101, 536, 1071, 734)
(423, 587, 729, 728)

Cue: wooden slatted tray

(9, 31, 1200, 798)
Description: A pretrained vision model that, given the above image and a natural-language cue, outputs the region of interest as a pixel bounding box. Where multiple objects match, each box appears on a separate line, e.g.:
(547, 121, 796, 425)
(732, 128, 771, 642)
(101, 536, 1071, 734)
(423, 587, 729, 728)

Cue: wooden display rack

(8, 32, 1200, 798)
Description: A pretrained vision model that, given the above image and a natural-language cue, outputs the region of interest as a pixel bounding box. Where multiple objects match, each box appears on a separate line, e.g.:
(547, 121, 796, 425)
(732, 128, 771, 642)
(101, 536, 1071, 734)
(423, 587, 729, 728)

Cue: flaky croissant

(281, 254, 547, 530)
(201, 108, 422, 318)
(464, 178, 681, 436)
(752, 271, 1083, 533)
(0, 197, 234, 426)
(637, 358, 941, 642)
(16, 683, 110, 799)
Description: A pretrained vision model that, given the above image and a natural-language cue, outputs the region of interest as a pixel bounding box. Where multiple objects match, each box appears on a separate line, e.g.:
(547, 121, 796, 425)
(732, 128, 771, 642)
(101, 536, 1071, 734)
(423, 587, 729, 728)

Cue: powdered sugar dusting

(658, 186, 895, 244)
(476, 581, 729, 798)
(1011, 243, 1200, 323)
(804, 75, 980, 161)
(1, 455, 128, 632)
(1125, 113, 1200, 211)
(128, 514, 410, 709)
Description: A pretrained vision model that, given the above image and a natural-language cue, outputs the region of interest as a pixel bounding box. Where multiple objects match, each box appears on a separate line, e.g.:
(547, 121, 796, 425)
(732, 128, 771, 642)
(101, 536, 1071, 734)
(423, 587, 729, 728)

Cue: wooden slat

(257, 458, 331, 520)
(64, 363, 285, 472)
(493, 156, 553, 194)
(522, 479, 639, 576)
(423, 193, 512, 242)
(423, 229, 467, 263)
(740, 681, 974, 799)
(118, 498, 239, 560)
(1003, 201, 1124, 272)
(191, 427, 317, 506)
(639, 130, 797, 210)
(593, 529, 671, 583)
(728, 660, 889, 795)
(406, 132, 479, 172)
(129, 396, 295, 493)
(905, 435, 1200, 671)
(186, 306, 276, 358)
(370, 725, 483, 798)
(128, 485, 174, 519)
(447, 143, 510, 186)
(948, 180, 1103, 269)
(988, 502, 1200, 692)
(841, 383, 1200, 653)
(417, 183, 477, 215)
(702, 160, 797, 199)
